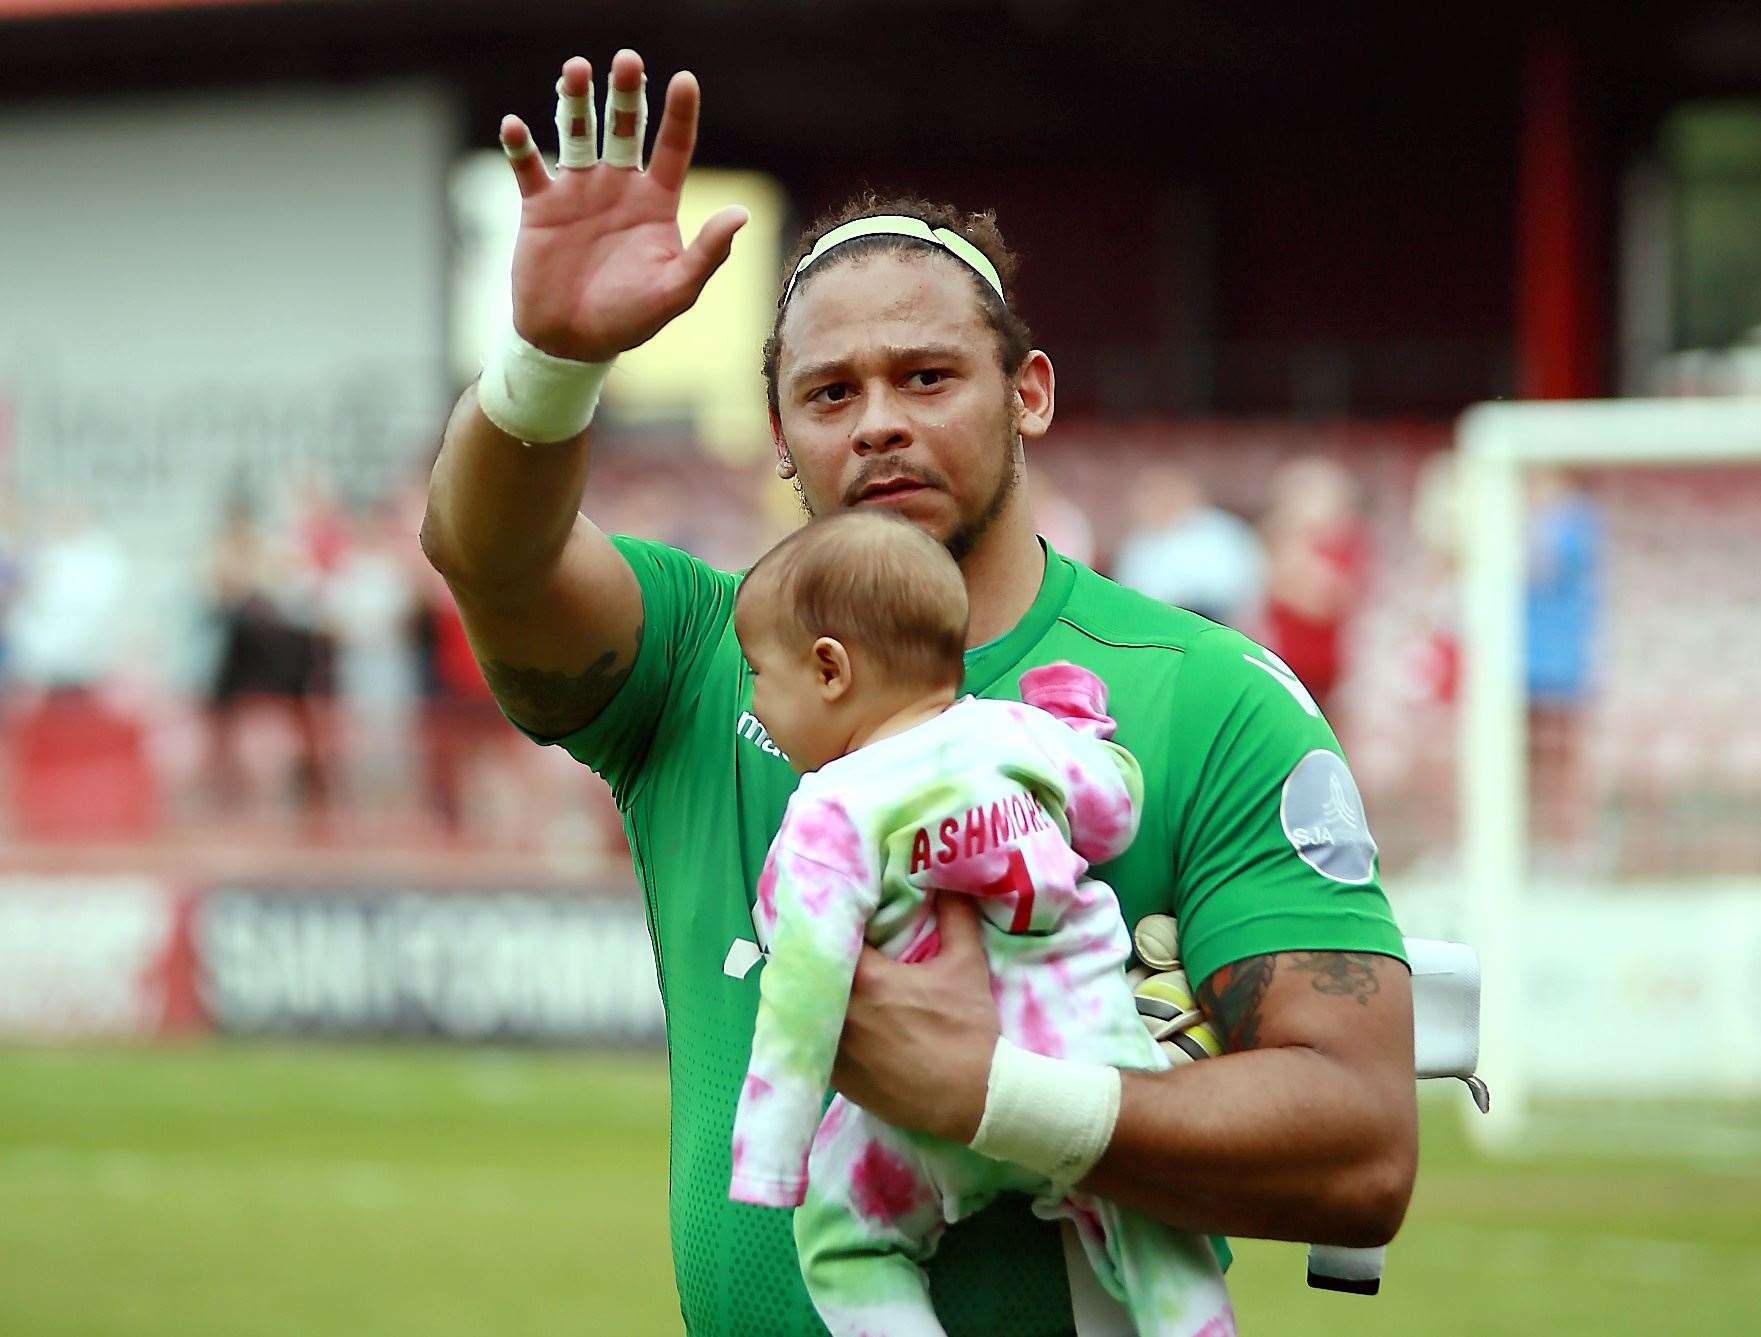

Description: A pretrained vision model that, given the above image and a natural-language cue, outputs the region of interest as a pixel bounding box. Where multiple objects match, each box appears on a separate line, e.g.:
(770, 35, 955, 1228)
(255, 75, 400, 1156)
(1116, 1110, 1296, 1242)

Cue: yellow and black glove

(1127, 914, 1222, 1066)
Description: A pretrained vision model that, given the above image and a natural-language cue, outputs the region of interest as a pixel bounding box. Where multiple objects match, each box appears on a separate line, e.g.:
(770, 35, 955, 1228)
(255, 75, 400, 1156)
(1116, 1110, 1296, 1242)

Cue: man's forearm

(420, 385, 593, 590)
(1080, 1042, 1416, 1247)
(835, 937, 1419, 1248)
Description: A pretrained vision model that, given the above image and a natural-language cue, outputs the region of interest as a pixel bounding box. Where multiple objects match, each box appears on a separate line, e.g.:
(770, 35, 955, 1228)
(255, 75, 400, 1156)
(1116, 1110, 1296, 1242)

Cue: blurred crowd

(1103, 455, 1372, 718)
(0, 434, 1431, 870)
(0, 474, 586, 860)
(13, 426, 1743, 885)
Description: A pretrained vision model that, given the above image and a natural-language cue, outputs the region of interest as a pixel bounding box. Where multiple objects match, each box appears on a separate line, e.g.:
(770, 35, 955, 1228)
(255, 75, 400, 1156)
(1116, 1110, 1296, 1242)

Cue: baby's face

(739, 625, 842, 774)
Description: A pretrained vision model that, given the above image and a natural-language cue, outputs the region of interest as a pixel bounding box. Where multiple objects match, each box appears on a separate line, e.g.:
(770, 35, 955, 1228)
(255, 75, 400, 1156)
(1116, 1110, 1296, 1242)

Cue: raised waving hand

(498, 50, 749, 364)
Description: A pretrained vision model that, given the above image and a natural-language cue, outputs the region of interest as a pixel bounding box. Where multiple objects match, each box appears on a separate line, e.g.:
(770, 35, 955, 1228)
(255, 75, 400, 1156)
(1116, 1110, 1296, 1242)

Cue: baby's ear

(812, 635, 853, 698)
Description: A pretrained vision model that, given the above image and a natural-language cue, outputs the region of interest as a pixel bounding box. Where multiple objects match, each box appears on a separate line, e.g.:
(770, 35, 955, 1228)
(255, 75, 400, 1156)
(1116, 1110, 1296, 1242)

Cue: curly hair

(761, 192, 1035, 419)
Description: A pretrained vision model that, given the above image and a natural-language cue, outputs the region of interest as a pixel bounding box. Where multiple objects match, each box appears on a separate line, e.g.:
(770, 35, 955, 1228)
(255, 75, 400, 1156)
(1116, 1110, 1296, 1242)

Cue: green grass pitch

(2, 1043, 1757, 1335)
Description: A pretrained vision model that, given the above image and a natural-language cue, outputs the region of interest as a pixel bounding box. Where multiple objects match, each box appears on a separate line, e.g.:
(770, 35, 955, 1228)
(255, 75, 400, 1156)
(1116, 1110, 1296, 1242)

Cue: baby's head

(735, 512, 970, 772)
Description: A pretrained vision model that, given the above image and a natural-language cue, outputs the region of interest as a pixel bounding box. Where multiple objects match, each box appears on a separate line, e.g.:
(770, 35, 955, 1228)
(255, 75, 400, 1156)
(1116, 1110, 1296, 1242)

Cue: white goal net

(1455, 397, 1761, 1151)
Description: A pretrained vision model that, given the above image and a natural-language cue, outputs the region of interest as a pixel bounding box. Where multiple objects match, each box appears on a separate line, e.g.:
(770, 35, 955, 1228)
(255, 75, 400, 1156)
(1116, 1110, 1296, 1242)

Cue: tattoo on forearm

(1197, 954, 1276, 1052)
(480, 620, 643, 736)
(1291, 952, 1381, 1006)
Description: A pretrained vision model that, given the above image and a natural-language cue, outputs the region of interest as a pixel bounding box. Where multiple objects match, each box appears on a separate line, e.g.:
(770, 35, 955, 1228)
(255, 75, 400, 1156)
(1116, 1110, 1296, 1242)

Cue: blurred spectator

(1525, 468, 1601, 706)
(1525, 468, 1601, 853)
(1407, 450, 1463, 705)
(0, 495, 21, 684)
(414, 555, 513, 838)
(5, 507, 128, 691)
(1029, 465, 1097, 567)
(1113, 463, 1265, 625)
(3, 508, 152, 837)
(205, 497, 332, 819)
(1259, 455, 1369, 717)
(324, 493, 424, 811)
(293, 472, 351, 579)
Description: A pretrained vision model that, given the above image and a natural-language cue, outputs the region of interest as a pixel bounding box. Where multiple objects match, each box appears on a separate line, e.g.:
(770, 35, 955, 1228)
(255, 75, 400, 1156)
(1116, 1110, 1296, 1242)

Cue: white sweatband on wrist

(555, 75, 598, 169)
(968, 1037, 1122, 1191)
(477, 324, 612, 445)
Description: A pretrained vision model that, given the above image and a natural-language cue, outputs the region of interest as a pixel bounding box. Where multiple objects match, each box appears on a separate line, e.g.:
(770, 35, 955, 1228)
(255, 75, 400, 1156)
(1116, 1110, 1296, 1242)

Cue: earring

(776, 454, 797, 480)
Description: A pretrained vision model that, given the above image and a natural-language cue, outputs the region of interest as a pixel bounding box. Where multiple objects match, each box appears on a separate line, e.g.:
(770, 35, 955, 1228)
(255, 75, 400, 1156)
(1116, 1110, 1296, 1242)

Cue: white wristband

(477, 322, 612, 445)
(968, 1036, 1121, 1191)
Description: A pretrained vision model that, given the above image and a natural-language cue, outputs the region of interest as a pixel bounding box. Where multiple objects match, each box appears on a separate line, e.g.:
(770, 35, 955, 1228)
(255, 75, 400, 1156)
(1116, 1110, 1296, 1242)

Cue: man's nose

(850, 385, 912, 455)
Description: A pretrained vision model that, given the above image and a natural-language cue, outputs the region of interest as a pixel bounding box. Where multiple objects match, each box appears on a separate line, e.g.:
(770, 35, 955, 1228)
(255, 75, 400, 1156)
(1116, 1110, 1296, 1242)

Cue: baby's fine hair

(739, 512, 970, 691)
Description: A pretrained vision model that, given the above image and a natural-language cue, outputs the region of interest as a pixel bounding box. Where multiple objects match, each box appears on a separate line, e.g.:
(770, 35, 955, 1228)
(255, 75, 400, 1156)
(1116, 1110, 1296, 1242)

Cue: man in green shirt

(422, 48, 1416, 1336)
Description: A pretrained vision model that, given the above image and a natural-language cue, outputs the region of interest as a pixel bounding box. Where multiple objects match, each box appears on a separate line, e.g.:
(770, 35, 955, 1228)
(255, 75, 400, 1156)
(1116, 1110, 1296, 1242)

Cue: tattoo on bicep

(1197, 954, 1276, 1052)
(480, 620, 643, 736)
(1290, 951, 1382, 1006)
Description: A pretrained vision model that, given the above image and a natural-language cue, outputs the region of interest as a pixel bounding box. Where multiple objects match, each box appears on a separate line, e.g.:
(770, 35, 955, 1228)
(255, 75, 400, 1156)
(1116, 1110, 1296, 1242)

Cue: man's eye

(910, 370, 947, 388)
(812, 383, 851, 404)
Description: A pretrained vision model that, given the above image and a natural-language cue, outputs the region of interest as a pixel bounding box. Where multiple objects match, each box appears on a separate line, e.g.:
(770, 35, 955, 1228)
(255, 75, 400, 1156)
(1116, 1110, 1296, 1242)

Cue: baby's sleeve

(1019, 662, 1145, 865)
(729, 794, 879, 1208)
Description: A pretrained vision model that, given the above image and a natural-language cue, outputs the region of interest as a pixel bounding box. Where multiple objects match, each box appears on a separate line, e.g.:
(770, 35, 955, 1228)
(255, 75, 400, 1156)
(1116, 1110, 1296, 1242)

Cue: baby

(728, 511, 1234, 1337)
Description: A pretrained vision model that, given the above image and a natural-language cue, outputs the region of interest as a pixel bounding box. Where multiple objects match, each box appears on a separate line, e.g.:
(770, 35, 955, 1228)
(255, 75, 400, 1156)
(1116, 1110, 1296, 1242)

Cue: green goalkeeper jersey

(533, 536, 1405, 1336)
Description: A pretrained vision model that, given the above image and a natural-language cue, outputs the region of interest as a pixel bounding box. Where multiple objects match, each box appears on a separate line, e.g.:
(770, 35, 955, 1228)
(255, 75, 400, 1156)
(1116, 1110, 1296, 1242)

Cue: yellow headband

(781, 214, 1006, 307)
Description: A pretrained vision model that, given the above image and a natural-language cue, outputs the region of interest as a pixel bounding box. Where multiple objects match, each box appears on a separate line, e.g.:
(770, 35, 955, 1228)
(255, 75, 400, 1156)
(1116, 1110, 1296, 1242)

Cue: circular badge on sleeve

(1280, 749, 1379, 884)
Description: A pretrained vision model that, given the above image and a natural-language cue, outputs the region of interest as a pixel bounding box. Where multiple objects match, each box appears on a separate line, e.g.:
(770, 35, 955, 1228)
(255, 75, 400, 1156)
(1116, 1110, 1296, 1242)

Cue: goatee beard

(943, 443, 1020, 563)
(788, 431, 1022, 566)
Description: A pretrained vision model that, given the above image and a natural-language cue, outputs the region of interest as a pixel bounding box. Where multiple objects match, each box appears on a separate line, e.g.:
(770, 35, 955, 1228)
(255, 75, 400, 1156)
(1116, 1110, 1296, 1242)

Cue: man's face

(772, 254, 1021, 562)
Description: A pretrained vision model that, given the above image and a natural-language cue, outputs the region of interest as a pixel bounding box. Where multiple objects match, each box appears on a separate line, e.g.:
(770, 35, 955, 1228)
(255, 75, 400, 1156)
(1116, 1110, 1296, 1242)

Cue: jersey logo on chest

(736, 711, 791, 763)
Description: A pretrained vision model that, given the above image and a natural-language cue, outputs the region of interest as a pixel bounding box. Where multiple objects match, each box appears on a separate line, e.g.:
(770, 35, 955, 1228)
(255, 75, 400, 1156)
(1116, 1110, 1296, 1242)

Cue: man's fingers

(668, 205, 749, 301)
(646, 70, 701, 192)
(607, 47, 643, 94)
(847, 943, 905, 1007)
(602, 48, 648, 170)
(499, 116, 550, 198)
(558, 53, 591, 97)
(850, 943, 893, 986)
(555, 57, 597, 170)
(934, 893, 987, 961)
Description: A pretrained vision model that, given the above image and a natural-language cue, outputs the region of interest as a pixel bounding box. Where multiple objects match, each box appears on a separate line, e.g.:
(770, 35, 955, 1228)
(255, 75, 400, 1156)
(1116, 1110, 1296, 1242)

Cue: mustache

(840, 461, 948, 508)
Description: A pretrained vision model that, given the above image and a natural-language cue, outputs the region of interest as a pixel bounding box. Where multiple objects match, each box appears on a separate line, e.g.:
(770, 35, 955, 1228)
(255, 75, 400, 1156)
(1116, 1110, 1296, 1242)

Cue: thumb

(850, 941, 898, 990)
(934, 894, 986, 960)
(669, 205, 749, 302)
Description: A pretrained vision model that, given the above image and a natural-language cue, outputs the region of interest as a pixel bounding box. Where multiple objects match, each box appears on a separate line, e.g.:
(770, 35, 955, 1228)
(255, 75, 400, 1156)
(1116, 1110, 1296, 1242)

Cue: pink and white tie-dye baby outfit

(730, 664, 1235, 1337)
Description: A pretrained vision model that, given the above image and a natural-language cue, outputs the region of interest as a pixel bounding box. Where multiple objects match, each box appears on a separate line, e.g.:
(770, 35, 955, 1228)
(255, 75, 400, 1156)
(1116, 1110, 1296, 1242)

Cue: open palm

(499, 51, 748, 364)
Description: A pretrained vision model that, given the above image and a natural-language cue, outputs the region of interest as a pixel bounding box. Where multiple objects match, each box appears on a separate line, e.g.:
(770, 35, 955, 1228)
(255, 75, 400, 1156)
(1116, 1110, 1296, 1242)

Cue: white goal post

(1456, 396, 1761, 1147)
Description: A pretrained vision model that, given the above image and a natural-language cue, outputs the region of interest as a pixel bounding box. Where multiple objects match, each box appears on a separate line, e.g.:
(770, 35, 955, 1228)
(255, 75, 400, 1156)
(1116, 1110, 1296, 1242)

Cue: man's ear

(813, 636, 853, 701)
(771, 412, 798, 480)
(1014, 350, 1056, 444)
